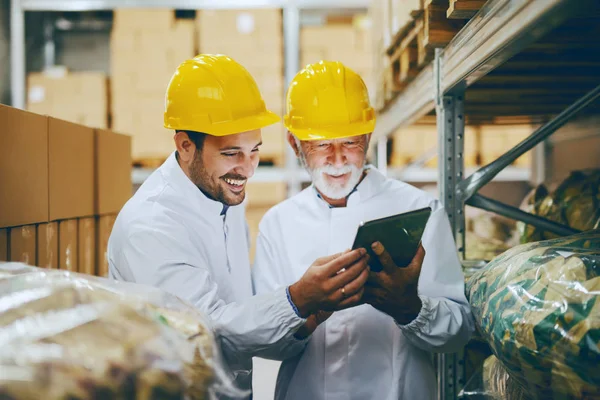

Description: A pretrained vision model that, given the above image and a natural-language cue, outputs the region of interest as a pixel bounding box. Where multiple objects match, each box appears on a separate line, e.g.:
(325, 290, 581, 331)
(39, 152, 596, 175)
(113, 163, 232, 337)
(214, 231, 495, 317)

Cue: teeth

(224, 178, 246, 186)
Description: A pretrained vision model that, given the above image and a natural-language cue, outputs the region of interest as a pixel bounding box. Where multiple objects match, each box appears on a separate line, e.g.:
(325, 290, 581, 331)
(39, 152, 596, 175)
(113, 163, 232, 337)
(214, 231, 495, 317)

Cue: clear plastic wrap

(466, 231, 600, 399)
(0, 262, 248, 400)
(518, 169, 600, 243)
(459, 355, 529, 400)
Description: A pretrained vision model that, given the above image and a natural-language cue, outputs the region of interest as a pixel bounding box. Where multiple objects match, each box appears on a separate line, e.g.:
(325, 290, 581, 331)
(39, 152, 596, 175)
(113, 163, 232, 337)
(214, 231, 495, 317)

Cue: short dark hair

(177, 130, 207, 151)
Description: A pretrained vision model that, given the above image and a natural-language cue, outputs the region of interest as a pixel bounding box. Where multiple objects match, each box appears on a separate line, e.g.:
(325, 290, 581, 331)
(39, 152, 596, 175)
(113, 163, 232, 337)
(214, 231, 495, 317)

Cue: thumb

(408, 244, 426, 276)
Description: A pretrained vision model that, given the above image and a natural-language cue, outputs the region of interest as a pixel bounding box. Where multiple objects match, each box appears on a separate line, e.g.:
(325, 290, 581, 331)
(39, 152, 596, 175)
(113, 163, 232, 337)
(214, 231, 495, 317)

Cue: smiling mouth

(223, 177, 247, 192)
(325, 172, 350, 179)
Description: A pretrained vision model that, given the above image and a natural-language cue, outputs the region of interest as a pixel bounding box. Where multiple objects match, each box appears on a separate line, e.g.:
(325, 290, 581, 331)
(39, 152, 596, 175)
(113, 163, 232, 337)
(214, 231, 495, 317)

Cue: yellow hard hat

(284, 61, 376, 141)
(164, 54, 280, 136)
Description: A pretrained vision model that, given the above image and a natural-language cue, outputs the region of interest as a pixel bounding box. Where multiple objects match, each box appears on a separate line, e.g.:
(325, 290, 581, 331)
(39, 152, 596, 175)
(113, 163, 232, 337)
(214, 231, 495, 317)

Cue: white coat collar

(160, 151, 226, 216)
(311, 165, 386, 209)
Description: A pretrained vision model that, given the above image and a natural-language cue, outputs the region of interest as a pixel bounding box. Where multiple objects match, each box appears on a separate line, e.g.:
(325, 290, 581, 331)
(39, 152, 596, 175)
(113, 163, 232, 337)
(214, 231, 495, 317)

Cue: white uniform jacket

(252, 167, 474, 400)
(108, 152, 307, 396)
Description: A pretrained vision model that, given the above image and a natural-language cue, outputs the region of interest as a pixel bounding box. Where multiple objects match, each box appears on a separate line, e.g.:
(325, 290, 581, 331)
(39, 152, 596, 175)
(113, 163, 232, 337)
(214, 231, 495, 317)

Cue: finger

(327, 254, 369, 290)
(407, 244, 426, 277)
(336, 287, 365, 310)
(323, 249, 367, 276)
(367, 270, 385, 287)
(371, 242, 396, 274)
(343, 266, 370, 295)
(314, 252, 344, 266)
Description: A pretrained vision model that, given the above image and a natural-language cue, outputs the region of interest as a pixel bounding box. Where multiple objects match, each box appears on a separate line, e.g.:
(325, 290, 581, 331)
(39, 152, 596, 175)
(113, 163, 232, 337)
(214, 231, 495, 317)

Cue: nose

(330, 144, 346, 168)
(235, 154, 256, 178)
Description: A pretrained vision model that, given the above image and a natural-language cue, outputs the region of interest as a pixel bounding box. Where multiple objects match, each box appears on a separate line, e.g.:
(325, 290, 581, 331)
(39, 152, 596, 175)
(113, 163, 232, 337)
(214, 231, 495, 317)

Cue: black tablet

(351, 207, 431, 272)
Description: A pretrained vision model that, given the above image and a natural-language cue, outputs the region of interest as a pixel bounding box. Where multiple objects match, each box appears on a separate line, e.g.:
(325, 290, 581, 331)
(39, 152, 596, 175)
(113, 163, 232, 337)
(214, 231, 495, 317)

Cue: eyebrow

(219, 141, 262, 151)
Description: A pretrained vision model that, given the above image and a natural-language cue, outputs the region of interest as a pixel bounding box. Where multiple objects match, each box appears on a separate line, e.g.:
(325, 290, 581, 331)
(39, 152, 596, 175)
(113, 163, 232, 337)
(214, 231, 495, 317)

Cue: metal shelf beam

(19, 0, 369, 11)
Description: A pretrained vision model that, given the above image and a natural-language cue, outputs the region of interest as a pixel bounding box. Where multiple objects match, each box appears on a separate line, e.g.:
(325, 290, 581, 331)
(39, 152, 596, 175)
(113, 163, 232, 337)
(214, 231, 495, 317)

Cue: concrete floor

(252, 358, 281, 400)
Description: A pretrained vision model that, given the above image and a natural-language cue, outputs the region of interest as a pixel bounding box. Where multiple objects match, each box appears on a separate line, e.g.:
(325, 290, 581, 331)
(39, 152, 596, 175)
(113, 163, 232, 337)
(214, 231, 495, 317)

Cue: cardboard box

(95, 129, 132, 215)
(113, 9, 175, 32)
(49, 118, 95, 221)
(260, 124, 286, 159)
(37, 222, 58, 269)
(0, 228, 8, 261)
(0, 105, 49, 228)
(9, 225, 36, 265)
(96, 214, 116, 277)
(78, 217, 96, 276)
(245, 182, 287, 208)
(27, 72, 108, 129)
(59, 219, 78, 271)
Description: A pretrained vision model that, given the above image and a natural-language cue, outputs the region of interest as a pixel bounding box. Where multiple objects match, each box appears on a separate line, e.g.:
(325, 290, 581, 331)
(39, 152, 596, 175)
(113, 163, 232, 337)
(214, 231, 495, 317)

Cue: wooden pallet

(447, 0, 486, 19)
(258, 153, 285, 167)
(385, 1, 466, 107)
(132, 157, 167, 169)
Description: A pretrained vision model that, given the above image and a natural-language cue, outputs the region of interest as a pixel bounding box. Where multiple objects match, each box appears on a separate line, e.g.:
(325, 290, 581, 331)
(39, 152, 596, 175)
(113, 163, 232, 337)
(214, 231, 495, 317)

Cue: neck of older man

(318, 169, 368, 208)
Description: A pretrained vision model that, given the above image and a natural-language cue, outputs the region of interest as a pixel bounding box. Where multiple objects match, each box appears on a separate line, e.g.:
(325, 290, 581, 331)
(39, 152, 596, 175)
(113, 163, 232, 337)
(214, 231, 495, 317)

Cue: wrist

(288, 282, 312, 318)
(393, 293, 422, 325)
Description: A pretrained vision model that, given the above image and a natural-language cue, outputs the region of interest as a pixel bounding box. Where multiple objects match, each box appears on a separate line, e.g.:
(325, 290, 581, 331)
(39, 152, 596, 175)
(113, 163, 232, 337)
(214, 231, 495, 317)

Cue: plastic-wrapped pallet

(518, 169, 600, 243)
(0, 263, 246, 400)
(466, 231, 600, 399)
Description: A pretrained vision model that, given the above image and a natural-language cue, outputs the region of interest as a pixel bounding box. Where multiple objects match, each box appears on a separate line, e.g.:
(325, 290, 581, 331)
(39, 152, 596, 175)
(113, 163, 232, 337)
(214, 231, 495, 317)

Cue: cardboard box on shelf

(197, 9, 282, 46)
(0, 229, 8, 261)
(49, 118, 94, 221)
(113, 9, 175, 32)
(0, 105, 49, 228)
(245, 182, 287, 208)
(96, 214, 116, 277)
(9, 225, 36, 265)
(95, 129, 132, 215)
(58, 219, 78, 272)
(27, 71, 108, 129)
(259, 124, 286, 163)
(78, 217, 96, 276)
(37, 222, 58, 269)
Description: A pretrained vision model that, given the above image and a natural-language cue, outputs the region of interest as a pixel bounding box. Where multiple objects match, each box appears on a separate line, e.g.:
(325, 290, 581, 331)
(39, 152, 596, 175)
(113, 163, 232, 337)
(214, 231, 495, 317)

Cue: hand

(294, 310, 333, 339)
(363, 242, 425, 325)
(289, 249, 370, 317)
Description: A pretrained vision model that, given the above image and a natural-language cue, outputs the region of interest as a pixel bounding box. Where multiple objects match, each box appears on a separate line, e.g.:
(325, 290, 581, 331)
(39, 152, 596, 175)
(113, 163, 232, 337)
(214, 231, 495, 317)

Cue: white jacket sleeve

(251, 223, 309, 359)
(115, 225, 306, 366)
(396, 205, 475, 353)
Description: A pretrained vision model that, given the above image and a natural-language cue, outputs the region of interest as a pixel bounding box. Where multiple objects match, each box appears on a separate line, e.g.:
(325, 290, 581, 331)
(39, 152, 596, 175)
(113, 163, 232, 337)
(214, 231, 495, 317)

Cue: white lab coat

(108, 152, 307, 397)
(252, 167, 474, 400)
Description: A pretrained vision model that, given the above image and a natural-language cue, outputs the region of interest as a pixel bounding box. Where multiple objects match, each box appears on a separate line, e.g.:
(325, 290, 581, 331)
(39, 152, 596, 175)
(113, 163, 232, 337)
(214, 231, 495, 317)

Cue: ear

(287, 131, 301, 157)
(174, 131, 196, 163)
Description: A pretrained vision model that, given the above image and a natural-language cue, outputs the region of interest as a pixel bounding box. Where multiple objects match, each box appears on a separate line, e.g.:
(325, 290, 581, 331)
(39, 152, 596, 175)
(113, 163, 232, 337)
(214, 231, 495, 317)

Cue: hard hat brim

(286, 120, 375, 141)
(165, 109, 281, 136)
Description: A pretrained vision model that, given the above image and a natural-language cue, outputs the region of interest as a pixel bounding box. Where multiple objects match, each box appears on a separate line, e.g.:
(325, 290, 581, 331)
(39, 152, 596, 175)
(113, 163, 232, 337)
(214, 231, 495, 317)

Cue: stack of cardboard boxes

(198, 9, 285, 165)
(110, 9, 195, 163)
(26, 69, 108, 129)
(301, 15, 375, 104)
(391, 124, 532, 169)
(0, 105, 131, 277)
(245, 181, 287, 262)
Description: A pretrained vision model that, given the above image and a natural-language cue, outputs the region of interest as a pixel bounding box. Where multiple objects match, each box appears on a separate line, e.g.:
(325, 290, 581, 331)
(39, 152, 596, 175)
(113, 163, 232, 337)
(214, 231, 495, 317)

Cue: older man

(251, 61, 474, 400)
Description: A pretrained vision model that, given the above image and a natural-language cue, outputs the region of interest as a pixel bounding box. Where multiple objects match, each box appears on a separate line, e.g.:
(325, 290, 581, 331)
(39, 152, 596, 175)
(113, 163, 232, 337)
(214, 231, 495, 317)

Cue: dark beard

(189, 151, 246, 206)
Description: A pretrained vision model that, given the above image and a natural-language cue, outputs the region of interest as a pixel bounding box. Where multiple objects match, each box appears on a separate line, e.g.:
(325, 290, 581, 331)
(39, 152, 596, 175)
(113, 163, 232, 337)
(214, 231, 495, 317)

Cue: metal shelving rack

(9, 0, 369, 195)
(372, 0, 600, 399)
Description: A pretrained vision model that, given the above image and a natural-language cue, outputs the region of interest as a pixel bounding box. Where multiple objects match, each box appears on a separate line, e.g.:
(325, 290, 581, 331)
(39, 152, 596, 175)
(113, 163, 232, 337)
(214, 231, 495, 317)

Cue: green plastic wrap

(0, 262, 247, 400)
(466, 231, 600, 399)
(519, 170, 600, 243)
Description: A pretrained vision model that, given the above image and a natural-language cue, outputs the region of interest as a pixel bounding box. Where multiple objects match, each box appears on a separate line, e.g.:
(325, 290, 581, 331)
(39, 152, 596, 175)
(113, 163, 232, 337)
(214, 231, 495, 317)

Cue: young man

(252, 61, 474, 400)
(108, 55, 370, 397)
